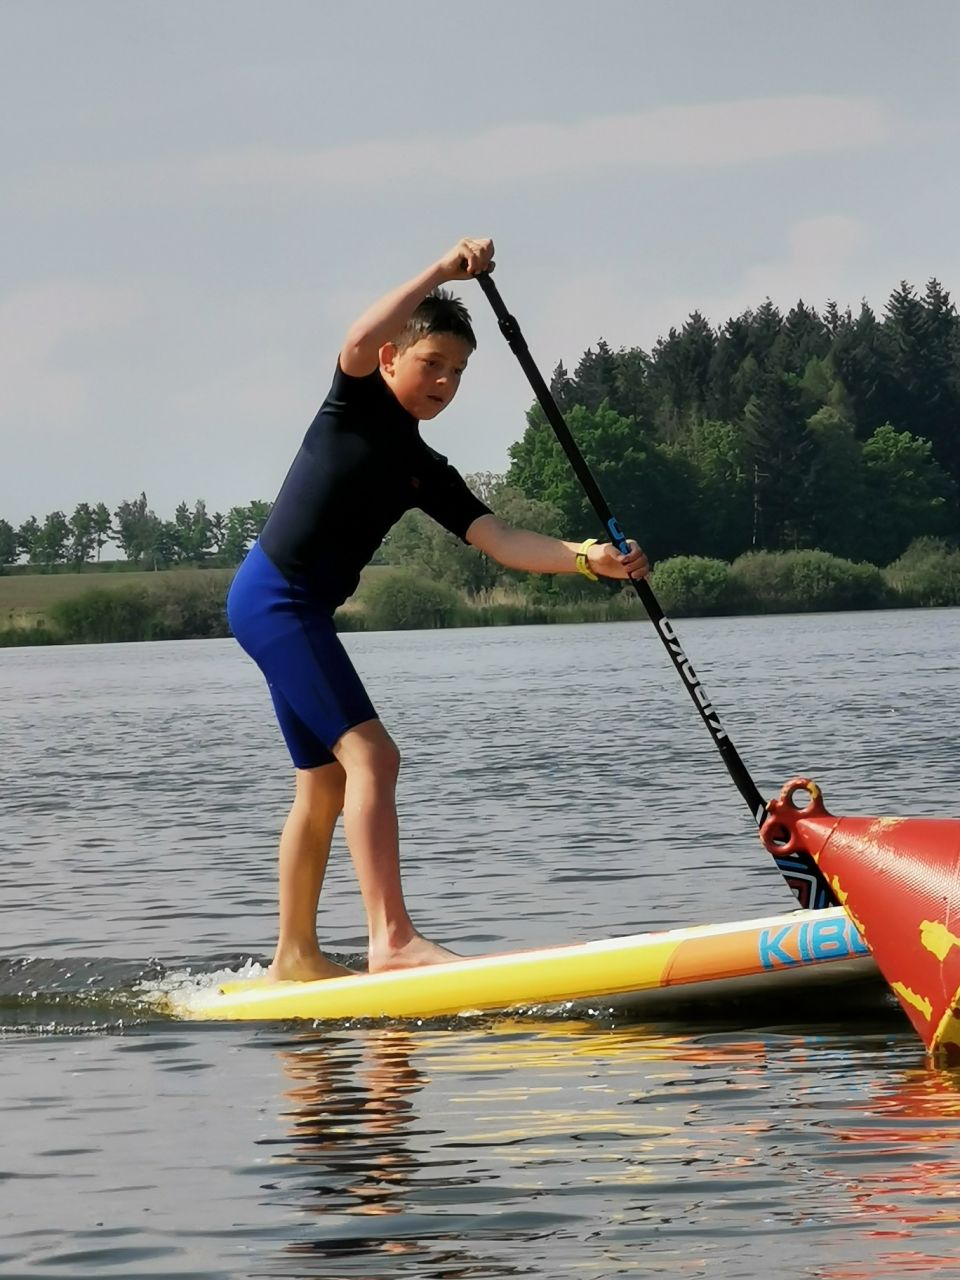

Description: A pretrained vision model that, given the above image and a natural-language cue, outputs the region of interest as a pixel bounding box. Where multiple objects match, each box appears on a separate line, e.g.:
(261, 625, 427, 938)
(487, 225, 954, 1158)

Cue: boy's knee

(369, 735, 401, 781)
(334, 723, 401, 781)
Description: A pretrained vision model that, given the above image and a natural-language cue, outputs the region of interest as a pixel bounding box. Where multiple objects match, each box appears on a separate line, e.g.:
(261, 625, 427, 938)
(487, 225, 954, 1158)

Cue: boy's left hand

(590, 540, 649, 580)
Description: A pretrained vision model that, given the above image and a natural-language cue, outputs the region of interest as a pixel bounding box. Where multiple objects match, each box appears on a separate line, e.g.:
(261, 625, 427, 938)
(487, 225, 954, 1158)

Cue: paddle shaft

(475, 271, 837, 910)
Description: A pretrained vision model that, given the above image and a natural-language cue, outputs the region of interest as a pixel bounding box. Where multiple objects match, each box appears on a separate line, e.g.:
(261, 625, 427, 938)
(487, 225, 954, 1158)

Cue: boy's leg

(270, 761, 355, 982)
(332, 720, 458, 972)
(230, 559, 452, 975)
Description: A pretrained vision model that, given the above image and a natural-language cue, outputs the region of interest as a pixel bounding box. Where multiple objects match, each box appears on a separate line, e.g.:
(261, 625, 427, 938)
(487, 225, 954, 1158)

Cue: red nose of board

(760, 777, 960, 1065)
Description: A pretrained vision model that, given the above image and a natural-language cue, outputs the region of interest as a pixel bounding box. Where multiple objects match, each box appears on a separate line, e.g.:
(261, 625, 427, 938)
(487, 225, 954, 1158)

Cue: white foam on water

(136, 957, 267, 1008)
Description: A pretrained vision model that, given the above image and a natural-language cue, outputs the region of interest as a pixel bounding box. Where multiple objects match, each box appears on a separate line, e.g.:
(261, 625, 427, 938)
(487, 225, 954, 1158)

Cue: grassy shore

(3, 542, 959, 647)
(0, 563, 390, 642)
(0, 567, 231, 619)
(0, 563, 633, 646)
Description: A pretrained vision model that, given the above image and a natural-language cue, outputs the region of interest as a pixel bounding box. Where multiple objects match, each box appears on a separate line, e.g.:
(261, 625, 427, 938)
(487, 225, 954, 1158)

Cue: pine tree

(919, 279, 960, 485)
(649, 312, 717, 441)
(742, 370, 813, 551)
(572, 339, 620, 410)
(831, 302, 889, 439)
(777, 300, 830, 375)
(883, 280, 960, 489)
(746, 299, 783, 365)
(614, 348, 652, 422)
(707, 313, 754, 421)
(210, 512, 226, 554)
(823, 299, 849, 339)
(549, 361, 574, 411)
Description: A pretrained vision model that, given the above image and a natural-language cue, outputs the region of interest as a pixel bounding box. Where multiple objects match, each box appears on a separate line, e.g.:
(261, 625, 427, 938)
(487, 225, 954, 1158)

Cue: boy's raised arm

(339, 237, 495, 376)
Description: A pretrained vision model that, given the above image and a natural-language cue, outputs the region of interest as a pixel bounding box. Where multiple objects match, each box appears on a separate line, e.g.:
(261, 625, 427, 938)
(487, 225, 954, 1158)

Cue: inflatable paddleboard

(161, 905, 886, 1023)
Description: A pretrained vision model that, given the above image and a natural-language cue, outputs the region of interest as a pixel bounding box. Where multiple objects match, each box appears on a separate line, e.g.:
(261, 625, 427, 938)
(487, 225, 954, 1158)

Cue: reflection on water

(251, 1023, 960, 1278)
(265, 1029, 526, 1276)
(814, 1068, 960, 1278)
(276, 1031, 425, 1218)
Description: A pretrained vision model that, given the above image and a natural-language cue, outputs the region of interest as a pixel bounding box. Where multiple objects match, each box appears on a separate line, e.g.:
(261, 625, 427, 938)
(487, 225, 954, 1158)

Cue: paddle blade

(759, 777, 960, 1064)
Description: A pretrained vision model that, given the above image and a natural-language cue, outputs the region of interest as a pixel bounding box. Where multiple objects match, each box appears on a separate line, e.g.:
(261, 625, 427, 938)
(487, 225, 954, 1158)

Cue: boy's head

(394, 288, 477, 354)
(380, 288, 476, 421)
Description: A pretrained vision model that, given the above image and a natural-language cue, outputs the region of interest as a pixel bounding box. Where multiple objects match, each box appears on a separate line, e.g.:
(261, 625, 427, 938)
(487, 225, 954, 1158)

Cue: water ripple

(4, 615, 960, 1276)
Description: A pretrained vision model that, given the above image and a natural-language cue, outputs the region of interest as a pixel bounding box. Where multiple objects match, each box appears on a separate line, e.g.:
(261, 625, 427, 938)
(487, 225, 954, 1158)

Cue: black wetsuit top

(259, 363, 491, 611)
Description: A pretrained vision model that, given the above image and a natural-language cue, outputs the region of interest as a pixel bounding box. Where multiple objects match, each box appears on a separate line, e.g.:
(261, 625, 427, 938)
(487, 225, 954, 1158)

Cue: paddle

(475, 270, 837, 911)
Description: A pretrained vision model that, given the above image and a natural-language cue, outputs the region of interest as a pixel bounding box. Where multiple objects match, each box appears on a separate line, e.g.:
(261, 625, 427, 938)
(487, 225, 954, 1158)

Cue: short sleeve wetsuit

(227, 362, 491, 769)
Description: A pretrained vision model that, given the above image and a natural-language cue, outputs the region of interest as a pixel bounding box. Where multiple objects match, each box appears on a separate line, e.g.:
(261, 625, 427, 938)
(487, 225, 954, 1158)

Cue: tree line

(5, 278, 959, 578)
(0, 497, 272, 572)
(504, 278, 960, 568)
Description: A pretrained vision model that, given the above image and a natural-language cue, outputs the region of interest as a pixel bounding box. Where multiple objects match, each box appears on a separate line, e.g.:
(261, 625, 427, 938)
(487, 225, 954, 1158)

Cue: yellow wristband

(575, 538, 599, 581)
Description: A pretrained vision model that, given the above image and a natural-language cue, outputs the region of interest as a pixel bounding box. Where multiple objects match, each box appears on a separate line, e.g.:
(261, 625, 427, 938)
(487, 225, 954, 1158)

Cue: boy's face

(379, 333, 472, 421)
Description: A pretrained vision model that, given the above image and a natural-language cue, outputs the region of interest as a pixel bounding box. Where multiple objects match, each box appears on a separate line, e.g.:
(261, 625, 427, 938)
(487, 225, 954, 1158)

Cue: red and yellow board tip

(761, 777, 960, 1066)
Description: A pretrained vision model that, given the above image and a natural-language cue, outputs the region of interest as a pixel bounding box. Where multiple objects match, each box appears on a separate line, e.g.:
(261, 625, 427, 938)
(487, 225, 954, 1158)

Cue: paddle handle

(475, 270, 837, 911)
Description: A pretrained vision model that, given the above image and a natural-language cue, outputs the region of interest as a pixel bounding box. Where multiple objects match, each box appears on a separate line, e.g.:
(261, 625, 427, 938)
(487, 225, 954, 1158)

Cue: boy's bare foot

(367, 934, 459, 974)
(267, 949, 356, 983)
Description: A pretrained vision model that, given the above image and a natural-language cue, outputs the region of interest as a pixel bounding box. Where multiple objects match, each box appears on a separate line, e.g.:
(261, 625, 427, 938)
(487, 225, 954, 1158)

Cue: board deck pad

(158, 906, 884, 1023)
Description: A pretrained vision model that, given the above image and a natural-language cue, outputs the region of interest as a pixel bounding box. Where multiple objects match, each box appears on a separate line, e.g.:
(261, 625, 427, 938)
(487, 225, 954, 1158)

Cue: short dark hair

(394, 288, 476, 352)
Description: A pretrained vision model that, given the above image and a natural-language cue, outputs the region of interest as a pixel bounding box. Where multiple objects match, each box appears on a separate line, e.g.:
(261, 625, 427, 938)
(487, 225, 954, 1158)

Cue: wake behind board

(161, 906, 887, 1023)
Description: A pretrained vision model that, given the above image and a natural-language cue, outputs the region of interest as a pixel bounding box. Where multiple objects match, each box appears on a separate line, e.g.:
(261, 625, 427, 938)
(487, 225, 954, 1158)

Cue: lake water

(3, 611, 960, 1278)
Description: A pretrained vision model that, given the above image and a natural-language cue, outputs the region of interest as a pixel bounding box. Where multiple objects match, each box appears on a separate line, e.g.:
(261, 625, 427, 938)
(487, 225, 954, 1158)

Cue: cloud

(519, 215, 871, 375)
(193, 96, 895, 188)
(679, 214, 869, 326)
(547, 216, 870, 353)
(0, 281, 143, 419)
(13, 96, 898, 210)
(0, 273, 369, 523)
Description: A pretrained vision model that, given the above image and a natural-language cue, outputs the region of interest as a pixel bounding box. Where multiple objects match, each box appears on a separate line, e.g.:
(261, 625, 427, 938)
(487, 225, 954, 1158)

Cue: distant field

(0, 563, 393, 623)
(0, 568, 235, 622)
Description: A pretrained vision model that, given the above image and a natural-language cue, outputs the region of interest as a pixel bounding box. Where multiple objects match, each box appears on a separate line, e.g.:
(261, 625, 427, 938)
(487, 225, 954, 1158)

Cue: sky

(2, 0, 960, 527)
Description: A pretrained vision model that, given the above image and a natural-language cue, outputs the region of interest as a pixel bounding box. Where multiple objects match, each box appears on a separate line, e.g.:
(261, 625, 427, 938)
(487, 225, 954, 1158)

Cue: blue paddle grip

(607, 517, 630, 555)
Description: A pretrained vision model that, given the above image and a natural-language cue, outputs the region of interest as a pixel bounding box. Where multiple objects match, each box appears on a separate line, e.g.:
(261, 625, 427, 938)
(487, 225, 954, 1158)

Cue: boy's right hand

(438, 237, 495, 281)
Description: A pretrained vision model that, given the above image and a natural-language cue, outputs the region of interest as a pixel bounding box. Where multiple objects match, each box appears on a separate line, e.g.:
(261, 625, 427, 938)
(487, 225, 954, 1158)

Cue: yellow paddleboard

(159, 906, 880, 1022)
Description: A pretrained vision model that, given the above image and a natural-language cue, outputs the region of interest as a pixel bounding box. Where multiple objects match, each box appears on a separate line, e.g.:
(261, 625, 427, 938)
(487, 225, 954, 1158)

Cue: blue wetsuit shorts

(226, 541, 377, 769)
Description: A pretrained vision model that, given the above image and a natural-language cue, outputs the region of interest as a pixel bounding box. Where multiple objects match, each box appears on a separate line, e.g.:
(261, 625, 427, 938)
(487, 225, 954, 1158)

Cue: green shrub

(359, 570, 464, 630)
(516, 569, 598, 603)
(149, 573, 232, 639)
(730, 550, 887, 613)
(0, 622, 58, 647)
(466, 600, 553, 626)
(883, 538, 960, 606)
(464, 589, 642, 627)
(651, 556, 732, 616)
(49, 586, 162, 643)
(332, 608, 367, 633)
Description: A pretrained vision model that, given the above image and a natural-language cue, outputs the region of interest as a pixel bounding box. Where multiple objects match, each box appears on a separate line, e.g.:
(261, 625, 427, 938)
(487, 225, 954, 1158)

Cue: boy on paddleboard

(227, 237, 648, 982)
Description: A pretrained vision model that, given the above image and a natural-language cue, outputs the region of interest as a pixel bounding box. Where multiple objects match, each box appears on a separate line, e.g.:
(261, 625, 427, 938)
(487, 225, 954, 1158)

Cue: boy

(227, 236, 648, 982)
